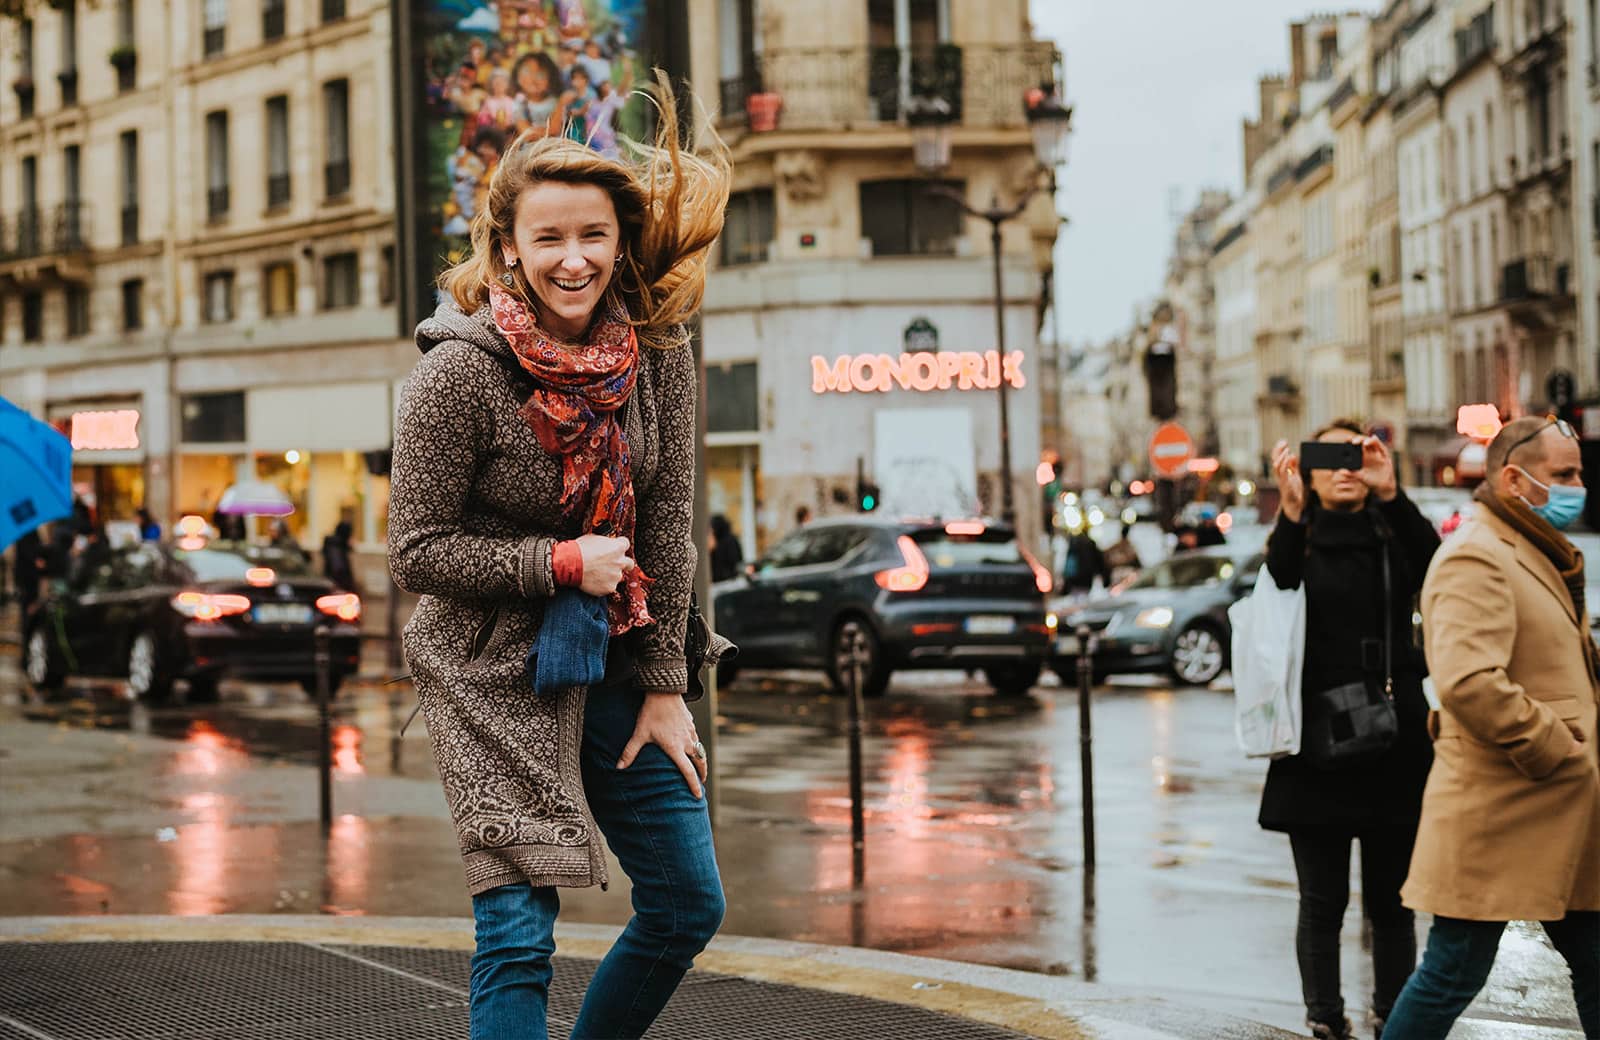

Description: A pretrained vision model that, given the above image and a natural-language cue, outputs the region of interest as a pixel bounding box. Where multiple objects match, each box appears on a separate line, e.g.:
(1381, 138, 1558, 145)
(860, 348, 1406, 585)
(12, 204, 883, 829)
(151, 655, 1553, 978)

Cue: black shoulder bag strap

(1380, 538, 1393, 700)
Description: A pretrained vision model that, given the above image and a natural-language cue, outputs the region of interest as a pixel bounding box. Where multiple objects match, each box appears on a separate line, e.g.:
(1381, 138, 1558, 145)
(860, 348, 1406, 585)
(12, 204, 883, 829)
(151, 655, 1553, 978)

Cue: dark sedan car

(23, 539, 362, 703)
(711, 517, 1053, 697)
(1051, 547, 1263, 687)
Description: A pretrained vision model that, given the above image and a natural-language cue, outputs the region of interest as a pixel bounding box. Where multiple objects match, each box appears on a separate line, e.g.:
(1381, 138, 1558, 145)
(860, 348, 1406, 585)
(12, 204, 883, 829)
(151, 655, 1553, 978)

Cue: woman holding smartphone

(1259, 420, 1441, 1040)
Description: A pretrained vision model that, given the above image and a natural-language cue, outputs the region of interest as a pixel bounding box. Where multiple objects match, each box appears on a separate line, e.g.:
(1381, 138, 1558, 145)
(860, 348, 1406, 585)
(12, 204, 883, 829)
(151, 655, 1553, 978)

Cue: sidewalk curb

(0, 915, 1296, 1040)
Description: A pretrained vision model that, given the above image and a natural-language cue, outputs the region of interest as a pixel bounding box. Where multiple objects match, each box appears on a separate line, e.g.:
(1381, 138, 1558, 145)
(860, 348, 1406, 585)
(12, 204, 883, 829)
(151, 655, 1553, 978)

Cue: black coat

(1256, 491, 1441, 833)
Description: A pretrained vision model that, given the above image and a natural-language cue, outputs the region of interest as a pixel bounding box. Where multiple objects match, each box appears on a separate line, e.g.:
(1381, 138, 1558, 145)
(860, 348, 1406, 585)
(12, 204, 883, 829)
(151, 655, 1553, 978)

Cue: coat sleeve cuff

(518, 536, 556, 599)
(635, 656, 689, 694)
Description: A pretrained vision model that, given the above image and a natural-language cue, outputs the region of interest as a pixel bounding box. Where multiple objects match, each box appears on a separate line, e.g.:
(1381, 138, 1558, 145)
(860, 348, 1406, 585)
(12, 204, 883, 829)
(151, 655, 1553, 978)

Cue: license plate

(254, 603, 312, 625)
(1056, 635, 1080, 655)
(965, 615, 1016, 636)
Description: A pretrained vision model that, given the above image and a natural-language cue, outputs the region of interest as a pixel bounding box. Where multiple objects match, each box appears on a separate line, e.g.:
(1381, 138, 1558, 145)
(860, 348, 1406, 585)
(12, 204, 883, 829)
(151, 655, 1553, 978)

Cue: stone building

(0, 0, 404, 551)
(690, 0, 1063, 555)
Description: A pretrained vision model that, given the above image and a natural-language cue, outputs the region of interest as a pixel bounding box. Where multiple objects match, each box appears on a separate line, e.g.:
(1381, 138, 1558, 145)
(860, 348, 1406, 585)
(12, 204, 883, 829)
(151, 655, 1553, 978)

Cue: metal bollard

(314, 626, 333, 832)
(847, 634, 866, 888)
(1075, 624, 1097, 873)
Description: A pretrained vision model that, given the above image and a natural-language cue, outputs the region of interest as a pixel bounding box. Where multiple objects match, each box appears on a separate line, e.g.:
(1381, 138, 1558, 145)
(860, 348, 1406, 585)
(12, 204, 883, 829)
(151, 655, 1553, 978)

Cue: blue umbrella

(0, 394, 73, 552)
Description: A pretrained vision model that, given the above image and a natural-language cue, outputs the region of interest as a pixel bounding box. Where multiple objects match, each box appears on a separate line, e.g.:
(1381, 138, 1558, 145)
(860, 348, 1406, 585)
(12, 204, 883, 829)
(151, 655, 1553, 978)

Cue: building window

(120, 130, 139, 245)
(323, 78, 351, 199)
(121, 279, 143, 331)
(203, 0, 226, 57)
(321, 0, 346, 22)
(322, 251, 358, 309)
(266, 95, 291, 208)
(263, 261, 297, 316)
(17, 19, 35, 118)
(706, 361, 758, 433)
(206, 110, 230, 220)
(181, 391, 245, 443)
(379, 244, 396, 303)
(859, 179, 964, 257)
(262, 0, 286, 41)
(117, 0, 135, 45)
(65, 284, 90, 338)
(203, 270, 235, 323)
(721, 188, 774, 266)
(59, 1, 78, 105)
(22, 291, 43, 342)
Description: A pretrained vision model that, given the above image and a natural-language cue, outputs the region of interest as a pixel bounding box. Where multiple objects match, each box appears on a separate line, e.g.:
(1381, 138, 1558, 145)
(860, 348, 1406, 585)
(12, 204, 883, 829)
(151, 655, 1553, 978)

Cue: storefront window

(71, 465, 145, 525)
(181, 391, 245, 443)
(176, 453, 242, 520)
(255, 452, 311, 540)
(706, 362, 758, 433)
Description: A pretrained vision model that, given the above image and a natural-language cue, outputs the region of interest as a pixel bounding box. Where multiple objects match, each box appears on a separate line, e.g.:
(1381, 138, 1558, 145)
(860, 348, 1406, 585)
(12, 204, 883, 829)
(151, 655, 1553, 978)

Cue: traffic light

(857, 478, 880, 512)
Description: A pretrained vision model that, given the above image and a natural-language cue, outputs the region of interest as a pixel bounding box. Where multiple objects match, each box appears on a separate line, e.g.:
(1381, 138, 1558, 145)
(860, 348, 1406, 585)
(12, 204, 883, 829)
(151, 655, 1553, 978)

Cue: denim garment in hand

(527, 588, 610, 696)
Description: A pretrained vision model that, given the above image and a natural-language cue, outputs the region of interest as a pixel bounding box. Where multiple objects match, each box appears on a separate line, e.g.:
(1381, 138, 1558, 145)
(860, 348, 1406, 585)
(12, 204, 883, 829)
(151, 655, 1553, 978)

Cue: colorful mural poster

(413, 0, 650, 274)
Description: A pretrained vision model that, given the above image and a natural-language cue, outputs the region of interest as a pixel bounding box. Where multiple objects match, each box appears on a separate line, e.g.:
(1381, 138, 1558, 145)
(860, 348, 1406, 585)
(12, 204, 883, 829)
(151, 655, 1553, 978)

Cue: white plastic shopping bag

(1227, 564, 1305, 758)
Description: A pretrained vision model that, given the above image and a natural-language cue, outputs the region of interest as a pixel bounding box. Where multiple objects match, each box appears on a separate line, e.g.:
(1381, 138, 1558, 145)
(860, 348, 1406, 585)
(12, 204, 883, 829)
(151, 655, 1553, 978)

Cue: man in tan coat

(1385, 416, 1599, 1038)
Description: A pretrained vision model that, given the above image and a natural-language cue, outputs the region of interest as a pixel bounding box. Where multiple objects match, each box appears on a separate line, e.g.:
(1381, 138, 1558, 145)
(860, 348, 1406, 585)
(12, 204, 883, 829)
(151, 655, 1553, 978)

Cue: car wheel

(985, 662, 1042, 697)
(299, 673, 344, 699)
(185, 677, 221, 703)
(126, 631, 174, 703)
(830, 617, 890, 698)
(1170, 624, 1226, 687)
(24, 625, 64, 698)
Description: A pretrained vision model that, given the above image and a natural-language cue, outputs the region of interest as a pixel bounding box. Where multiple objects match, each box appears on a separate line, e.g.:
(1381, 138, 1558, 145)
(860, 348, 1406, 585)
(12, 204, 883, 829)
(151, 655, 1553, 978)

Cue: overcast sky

(1030, 1, 1375, 347)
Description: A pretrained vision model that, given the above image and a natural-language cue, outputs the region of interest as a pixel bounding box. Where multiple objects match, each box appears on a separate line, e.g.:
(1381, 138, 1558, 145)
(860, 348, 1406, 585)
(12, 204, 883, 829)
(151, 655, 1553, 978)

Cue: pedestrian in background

(1061, 524, 1107, 598)
(11, 528, 44, 622)
(1259, 419, 1440, 1040)
(320, 521, 357, 593)
(388, 75, 730, 1040)
(1385, 416, 1599, 1038)
(136, 508, 161, 542)
(708, 514, 742, 582)
(1103, 522, 1142, 584)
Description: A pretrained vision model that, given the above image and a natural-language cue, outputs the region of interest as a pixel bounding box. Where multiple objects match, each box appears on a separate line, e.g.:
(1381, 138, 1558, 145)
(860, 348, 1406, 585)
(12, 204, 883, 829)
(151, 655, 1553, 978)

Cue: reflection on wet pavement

(0, 659, 1584, 1036)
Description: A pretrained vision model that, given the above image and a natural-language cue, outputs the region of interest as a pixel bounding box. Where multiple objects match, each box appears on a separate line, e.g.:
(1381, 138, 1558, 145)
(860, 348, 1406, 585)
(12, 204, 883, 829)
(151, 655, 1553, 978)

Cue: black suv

(710, 517, 1053, 697)
(23, 540, 363, 703)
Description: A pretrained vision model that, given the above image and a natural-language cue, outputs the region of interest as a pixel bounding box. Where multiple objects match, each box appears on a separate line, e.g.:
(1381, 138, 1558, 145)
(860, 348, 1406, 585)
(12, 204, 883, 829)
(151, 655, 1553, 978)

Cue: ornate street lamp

(909, 84, 1073, 529)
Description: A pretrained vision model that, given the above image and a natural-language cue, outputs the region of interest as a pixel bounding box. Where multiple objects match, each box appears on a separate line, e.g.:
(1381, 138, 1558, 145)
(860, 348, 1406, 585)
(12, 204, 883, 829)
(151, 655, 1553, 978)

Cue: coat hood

(415, 297, 513, 361)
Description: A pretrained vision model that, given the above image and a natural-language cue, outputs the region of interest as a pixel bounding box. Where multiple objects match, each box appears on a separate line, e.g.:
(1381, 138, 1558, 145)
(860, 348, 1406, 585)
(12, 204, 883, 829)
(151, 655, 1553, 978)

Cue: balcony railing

(324, 159, 351, 200)
(718, 72, 761, 124)
(268, 172, 291, 209)
(57, 67, 78, 106)
(263, 1, 285, 41)
(207, 185, 230, 221)
(121, 203, 138, 245)
(1501, 254, 1569, 300)
(738, 41, 1059, 132)
(0, 203, 92, 260)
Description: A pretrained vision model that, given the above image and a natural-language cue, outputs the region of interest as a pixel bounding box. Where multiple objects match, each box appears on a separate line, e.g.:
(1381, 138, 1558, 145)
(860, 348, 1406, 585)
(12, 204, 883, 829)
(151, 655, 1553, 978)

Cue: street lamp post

(911, 85, 1072, 530)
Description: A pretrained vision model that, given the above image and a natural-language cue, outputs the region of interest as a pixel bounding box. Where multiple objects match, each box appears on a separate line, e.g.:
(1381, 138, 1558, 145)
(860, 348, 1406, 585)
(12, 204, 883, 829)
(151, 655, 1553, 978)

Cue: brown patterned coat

(389, 300, 696, 894)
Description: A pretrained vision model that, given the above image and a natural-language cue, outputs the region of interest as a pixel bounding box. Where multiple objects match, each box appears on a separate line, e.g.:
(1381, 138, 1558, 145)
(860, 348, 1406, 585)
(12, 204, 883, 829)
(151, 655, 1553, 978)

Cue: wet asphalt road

(0, 649, 1583, 1038)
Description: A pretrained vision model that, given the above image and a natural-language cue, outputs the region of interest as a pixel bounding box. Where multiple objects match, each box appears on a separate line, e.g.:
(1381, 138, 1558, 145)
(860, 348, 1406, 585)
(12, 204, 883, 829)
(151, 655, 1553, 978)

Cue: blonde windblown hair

(438, 71, 731, 351)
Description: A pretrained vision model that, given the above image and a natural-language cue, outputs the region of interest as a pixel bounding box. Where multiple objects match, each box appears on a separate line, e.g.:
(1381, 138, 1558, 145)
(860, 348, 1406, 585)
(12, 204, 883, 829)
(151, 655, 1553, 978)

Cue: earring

(499, 271, 517, 288)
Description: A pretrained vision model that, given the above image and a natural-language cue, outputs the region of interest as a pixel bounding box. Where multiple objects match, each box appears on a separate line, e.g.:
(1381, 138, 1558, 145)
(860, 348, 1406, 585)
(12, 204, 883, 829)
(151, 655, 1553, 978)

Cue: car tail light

(1019, 547, 1053, 594)
(171, 591, 252, 621)
(245, 567, 276, 587)
(944, 520, 986, 536)
(316, 593, 362, 622)
(875, 535, 929, 593)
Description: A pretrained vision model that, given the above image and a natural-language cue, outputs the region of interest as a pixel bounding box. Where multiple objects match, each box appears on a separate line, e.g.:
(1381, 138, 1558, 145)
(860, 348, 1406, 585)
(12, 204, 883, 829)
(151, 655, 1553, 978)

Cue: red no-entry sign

(1148, 422, 1195, 479)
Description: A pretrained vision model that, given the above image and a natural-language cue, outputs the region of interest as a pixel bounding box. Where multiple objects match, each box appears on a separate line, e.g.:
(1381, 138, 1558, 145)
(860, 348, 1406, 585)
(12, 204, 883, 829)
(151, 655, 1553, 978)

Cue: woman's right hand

(575, 534, 632, 597)
(1271, 440, 1306, 523)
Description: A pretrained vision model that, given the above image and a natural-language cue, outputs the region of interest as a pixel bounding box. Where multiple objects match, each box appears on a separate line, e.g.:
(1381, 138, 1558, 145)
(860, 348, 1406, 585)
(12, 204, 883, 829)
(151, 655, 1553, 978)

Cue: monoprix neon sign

(811, 351, 1026, 395)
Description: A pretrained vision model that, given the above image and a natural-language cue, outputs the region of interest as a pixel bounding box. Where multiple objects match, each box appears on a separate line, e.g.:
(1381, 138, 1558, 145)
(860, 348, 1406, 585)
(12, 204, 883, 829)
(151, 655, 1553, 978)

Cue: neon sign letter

(810, 351, 1025, 395)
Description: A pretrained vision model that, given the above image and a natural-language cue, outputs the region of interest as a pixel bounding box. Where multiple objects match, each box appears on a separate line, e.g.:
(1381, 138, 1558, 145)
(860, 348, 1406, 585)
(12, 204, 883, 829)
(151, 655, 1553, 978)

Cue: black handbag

(684, 591, 737, 702)
(1302, 535, 1399, 769)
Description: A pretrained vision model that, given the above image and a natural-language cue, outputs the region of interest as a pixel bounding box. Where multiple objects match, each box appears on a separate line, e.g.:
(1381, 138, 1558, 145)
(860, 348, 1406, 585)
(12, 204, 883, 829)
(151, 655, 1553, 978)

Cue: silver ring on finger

(690, 740, 706, 761)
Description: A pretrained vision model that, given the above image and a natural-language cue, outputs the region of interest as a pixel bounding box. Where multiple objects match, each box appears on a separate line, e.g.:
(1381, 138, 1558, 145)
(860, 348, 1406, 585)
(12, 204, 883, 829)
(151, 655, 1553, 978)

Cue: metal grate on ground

(0, 941, 1040, 1040)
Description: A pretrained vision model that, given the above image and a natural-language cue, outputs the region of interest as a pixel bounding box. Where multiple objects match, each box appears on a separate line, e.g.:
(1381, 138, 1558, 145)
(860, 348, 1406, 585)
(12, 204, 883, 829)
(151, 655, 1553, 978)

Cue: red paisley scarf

(489, 284, 653, 635)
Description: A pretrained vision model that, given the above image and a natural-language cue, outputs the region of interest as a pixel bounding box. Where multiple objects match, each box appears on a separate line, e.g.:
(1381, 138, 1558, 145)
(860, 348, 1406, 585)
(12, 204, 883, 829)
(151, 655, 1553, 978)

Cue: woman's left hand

(1359, 436, 1398, 502)
(618, 691, 705, 799)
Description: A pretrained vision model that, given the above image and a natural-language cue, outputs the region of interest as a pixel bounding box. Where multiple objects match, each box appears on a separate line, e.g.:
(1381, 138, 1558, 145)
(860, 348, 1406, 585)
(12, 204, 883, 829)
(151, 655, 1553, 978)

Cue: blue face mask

(1516, 467, 1587, 530)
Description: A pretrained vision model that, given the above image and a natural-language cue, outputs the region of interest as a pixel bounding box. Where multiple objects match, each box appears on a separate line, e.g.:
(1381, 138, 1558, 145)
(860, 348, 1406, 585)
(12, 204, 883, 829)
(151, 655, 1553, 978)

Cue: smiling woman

(389, 72, 735, 1040)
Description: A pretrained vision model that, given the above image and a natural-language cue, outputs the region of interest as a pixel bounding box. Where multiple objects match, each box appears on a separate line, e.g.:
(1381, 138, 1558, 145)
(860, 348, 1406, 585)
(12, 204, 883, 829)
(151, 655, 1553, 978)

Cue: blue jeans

(1384, 912, 1599, 1039)
(468, 682, 725, 1039)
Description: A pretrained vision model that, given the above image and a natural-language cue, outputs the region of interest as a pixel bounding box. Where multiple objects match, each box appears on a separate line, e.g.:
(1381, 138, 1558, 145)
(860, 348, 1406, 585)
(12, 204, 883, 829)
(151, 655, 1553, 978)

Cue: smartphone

(1299, 440, 1364, 472)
